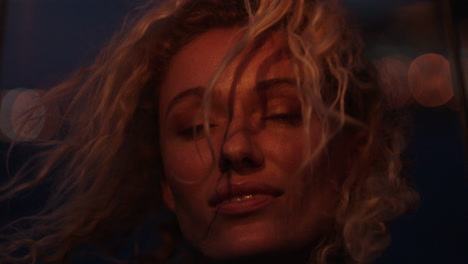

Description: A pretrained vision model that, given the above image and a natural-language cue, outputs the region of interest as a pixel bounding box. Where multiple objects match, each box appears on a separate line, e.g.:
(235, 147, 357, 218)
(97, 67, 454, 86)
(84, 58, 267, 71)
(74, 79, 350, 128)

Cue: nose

(218, 122, 264, 175)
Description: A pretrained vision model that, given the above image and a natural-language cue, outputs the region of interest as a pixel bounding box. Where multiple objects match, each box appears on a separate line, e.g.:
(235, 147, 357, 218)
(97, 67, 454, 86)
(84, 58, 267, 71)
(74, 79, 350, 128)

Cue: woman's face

(159, 28, 345, 260)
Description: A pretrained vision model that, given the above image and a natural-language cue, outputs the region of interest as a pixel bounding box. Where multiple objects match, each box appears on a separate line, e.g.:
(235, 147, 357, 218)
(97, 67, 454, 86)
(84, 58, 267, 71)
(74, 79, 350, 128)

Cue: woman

(0, 0, 418, 263)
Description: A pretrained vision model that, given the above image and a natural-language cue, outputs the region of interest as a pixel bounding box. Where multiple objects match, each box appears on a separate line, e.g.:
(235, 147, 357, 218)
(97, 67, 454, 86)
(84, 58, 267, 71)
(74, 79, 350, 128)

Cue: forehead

(159, 28, 294, 115)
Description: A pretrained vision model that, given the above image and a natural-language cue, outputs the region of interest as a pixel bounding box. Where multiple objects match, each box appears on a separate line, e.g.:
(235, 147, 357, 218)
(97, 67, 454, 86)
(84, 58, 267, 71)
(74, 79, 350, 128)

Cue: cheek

(161, 144, 206, 204)
(262, 125, 322, 174)
(265, 126, 338, 206)
(264, 137, 304, 174)
(161, 139, 215, 183)
(161, 142, 217, 245)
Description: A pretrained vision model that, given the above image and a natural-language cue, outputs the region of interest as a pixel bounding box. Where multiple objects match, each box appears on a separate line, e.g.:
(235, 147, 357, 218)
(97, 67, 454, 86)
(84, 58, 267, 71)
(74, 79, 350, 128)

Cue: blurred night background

(0, 0, 467, 263)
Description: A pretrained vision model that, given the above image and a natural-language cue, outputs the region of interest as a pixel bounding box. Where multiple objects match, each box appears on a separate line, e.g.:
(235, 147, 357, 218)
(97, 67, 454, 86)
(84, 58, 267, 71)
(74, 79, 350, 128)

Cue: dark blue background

(0, 0, 466, 263)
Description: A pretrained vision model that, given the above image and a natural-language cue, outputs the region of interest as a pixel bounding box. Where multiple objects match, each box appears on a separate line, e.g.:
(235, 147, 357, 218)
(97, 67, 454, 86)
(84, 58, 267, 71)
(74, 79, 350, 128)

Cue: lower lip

(215, 195, 275, 215)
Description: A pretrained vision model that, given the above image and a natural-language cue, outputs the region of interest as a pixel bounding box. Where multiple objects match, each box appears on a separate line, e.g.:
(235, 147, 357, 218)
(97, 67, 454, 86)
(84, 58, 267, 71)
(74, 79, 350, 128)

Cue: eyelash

(177, 112, 302, 139)
(264, 112, 303, 126)
(179, 124, 216, 140)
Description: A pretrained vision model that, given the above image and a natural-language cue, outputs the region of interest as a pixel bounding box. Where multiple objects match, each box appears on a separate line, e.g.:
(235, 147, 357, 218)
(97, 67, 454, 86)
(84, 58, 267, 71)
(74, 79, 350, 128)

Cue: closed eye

(263, 113, 302, 126)
(179, 124, 217, 140)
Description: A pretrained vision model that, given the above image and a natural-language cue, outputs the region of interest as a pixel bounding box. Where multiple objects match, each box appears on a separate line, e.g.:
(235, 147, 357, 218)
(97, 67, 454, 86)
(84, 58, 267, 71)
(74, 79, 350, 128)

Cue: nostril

(218, 157, 231, 173)
(242, 157, 261, 168)
(218, 128, 265, 174)
(218, 153, 265, 175)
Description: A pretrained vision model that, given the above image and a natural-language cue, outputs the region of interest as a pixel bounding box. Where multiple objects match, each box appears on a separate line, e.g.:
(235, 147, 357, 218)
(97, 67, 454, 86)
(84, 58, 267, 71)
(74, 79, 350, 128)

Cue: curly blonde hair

(0, 0, 418, 263)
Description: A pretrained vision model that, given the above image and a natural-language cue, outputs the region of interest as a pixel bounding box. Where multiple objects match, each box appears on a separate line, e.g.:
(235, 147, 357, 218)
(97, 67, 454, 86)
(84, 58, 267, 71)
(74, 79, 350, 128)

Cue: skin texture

(158, 28, 345, 262)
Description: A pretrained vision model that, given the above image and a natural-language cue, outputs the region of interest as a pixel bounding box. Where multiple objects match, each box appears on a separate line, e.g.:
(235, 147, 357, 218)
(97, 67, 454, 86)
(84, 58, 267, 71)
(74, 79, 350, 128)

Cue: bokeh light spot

(408, 53, 454, 107)
(11, 89, 46, 141)
(0, 88, 51, 142)
(1, 88, 27, 141)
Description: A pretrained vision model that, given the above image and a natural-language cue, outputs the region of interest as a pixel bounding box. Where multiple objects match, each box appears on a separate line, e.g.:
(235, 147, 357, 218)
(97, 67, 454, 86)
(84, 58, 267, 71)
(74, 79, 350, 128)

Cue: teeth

(222, 194, 262, 203)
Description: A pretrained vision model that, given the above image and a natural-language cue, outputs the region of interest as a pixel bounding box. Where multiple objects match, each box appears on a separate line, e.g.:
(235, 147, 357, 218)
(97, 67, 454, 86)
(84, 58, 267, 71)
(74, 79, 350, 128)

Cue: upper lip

(208, 182, 283, 207)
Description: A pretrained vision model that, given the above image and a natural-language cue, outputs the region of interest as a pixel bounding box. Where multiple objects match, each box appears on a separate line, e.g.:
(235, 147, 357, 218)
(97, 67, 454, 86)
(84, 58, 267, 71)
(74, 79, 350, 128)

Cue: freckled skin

(158, 28, 345, 262)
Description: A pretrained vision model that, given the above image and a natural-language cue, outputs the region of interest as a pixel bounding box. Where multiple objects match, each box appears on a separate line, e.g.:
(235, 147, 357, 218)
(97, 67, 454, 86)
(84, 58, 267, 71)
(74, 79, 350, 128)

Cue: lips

(209, 183, 282, 215)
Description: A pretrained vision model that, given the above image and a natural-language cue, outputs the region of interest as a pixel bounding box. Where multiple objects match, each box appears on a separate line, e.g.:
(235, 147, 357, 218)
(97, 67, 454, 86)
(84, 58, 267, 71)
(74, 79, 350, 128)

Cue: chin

(198, 237, 313, 264)
(196, 223, 271, 257)
(196, 221, 302, 261)
(191, 217, 332, 264)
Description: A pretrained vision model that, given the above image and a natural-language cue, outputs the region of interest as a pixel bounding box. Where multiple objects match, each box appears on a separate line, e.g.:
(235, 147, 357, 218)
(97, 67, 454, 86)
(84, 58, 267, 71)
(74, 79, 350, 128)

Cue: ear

(161, 180, 176, 212)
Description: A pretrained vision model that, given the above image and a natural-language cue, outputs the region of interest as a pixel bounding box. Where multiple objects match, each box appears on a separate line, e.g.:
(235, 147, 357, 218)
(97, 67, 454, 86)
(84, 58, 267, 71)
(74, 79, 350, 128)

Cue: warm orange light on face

(375, 55, 412, 108)
(408, 53, 454, 107)
(158, 29, 339, 260)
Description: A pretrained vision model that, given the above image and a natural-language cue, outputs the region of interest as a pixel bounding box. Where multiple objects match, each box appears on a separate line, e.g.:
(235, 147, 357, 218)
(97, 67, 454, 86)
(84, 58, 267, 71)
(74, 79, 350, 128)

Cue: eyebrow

(165, 78, 297, 119)
(165, 86, 205, 119)
(255, 78, 297, 92)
